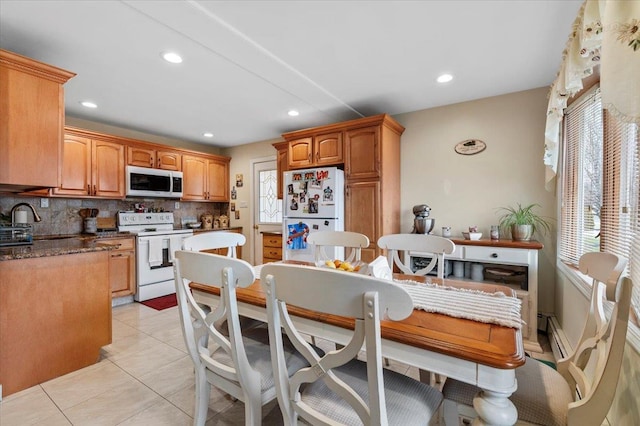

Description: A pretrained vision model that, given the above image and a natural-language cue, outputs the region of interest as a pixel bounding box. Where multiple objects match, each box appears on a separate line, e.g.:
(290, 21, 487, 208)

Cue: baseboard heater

(548, 315, 571, 360)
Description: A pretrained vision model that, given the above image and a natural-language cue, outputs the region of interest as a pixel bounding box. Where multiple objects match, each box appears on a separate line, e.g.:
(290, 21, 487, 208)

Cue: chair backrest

(377, 233, 455, 278)
(182, 231, 246, 258)
(173, 250, 260, 396)
(306, 230, 370, 264)
(561, 252, 631, 425)
(261, 263, 414, 425)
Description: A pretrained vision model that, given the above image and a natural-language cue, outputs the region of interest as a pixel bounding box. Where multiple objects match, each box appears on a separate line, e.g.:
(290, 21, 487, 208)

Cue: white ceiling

(0, 0, 582, 148)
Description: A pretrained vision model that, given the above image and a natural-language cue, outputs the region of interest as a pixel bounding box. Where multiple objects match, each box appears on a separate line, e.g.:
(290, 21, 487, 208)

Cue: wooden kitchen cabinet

(277, 115, 403, 258)
(101, 237, 135, 297)
(273, 141, 288, 199)
(285, 131, 343, 169)
(0, 49, 75, 192)
(127, 144, 181, 171)
(182, 154, 230, 201)
(262, 232, 283, 263)
(53, 129, 125, 198)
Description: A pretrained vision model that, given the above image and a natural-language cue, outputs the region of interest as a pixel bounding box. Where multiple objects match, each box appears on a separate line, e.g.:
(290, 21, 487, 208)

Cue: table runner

(394, 279, 523, 329)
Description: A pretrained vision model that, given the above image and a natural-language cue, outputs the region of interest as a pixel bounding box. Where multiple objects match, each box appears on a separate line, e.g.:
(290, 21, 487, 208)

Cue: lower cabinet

(262, 232, 283, 263)
(102, 237, 135, 297)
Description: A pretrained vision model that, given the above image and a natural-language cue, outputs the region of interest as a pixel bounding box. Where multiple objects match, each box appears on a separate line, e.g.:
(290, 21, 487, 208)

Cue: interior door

(252, 158, 282, 265)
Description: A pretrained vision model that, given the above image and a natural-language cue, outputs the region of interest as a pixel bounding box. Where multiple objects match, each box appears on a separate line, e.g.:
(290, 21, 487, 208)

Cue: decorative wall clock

(454, 139, 486, 155)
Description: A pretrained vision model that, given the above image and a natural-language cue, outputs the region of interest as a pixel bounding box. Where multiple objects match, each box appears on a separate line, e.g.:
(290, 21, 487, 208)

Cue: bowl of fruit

(319, 259, 369, 274)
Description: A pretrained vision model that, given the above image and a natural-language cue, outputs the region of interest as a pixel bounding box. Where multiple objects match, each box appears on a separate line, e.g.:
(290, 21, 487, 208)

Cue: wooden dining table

(190, 262, 525, 425)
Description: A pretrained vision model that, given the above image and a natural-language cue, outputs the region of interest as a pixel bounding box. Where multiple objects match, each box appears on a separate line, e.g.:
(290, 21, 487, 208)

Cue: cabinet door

(274, 142, 288, 199)
(55, 134, 92, 196)
(157, 151, 181, 171)
(127, 146, 155, 168)
(93, 140, 125, 198)
(345, 180, 380, 262)
(207, 158, 229, 201)
(315, 132, 343, 165)
(345, 126, 380, 180)
(288, 137, 313, 168)
(109, 249, 135, 297)
(182, 155, 207, 200)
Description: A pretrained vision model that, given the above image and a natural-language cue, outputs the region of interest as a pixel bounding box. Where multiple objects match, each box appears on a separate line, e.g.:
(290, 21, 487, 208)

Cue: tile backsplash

(0, 195, 229, 236)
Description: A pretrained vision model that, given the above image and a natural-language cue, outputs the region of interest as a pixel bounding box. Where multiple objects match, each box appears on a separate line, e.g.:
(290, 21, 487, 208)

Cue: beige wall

(394, 87, 557, 314)
(222, 138, 282, 264)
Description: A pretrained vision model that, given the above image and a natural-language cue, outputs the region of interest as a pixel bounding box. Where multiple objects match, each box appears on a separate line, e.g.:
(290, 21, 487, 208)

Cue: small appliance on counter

(412, 204, 435, 234)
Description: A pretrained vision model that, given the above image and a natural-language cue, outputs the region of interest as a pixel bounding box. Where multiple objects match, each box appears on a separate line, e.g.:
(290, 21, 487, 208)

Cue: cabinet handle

(157, 158, 161, 167)
(87, 184, 91, 194)
(491, 253, 498, 258)
(93, 185, 96, 195)
(316, 152, 319, 162)
(308, 153, 312, 162)
(111, 253, 125, 258)
(150, 158, 153, 167)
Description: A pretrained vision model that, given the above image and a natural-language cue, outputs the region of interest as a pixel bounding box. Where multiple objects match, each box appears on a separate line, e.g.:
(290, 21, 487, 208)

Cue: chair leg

(244, 396, 262, 426)
(442, 398, 462, 426)
(193, 369, 210, 426)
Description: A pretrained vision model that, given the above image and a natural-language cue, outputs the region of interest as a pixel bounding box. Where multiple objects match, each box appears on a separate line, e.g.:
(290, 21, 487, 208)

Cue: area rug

(140, 293, 177, 311)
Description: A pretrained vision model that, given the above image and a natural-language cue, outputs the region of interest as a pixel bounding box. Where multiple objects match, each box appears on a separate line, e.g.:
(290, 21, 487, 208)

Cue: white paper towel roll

(14, 210, 28, 224)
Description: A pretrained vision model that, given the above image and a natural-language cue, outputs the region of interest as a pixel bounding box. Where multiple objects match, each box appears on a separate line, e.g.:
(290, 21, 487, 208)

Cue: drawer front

(464, 246, 529, 265)
(263, 235, 282, 248)
(100, 237, 135, 251)
(263, 246, 282, 260)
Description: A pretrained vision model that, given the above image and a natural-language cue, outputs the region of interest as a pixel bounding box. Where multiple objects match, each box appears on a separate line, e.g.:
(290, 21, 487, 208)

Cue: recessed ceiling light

(288, 110, 299, 117)
(437, 74, 453, 83)
(203, 132, 214, 138)
(80, 101, 97, 108)
(162, 52, 183, 64)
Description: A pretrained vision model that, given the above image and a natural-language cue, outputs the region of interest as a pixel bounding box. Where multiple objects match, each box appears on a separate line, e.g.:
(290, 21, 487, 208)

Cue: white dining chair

(441, 251, 631, 426)
(261, 262, 443, 425)
(173, 250, 310, 426)
(377, 233, 455, 279)
(182, 231, 246, 258)
(306, 230, 370, 264)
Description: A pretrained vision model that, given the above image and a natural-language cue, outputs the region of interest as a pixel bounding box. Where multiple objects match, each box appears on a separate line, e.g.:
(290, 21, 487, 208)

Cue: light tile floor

(0, 301, 553, 425)
(0, 302, 422, 425)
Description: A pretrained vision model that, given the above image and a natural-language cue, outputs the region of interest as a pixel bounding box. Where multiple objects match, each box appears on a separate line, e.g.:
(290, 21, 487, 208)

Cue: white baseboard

(548, 315, 571, 361)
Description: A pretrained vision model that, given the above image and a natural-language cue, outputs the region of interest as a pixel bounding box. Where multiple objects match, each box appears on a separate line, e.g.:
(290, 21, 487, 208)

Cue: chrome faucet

(11, 202, 42, 224)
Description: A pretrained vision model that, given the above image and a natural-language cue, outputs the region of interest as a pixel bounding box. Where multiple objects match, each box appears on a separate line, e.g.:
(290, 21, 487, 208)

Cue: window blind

(560, 86, 640, 321)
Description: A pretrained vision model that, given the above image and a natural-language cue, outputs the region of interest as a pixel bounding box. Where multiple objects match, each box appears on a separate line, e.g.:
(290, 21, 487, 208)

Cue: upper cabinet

(127, 145, 181, 171)
(0, 49, 75, 192)
(273, 141, 289, 200)
(54, 128, 126, 198)
(182, 154, 230, 202)
(285, 131, 343, 169)
(276, 114, 404, 260)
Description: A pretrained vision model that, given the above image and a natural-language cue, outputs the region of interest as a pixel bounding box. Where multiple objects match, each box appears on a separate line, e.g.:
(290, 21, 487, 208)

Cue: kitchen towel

(168, 235, 183, 262)
(148, 237, 163, 267)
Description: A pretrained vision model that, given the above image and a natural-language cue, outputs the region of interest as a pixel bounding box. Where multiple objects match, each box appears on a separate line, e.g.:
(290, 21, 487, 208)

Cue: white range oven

(117, 212, 193, 301)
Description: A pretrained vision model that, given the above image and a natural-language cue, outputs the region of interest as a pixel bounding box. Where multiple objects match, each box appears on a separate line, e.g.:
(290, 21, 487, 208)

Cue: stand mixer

(412, 204, 435, 234)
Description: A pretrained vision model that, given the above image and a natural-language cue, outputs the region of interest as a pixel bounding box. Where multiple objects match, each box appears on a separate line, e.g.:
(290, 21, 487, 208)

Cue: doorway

(251, 157, 282, 264)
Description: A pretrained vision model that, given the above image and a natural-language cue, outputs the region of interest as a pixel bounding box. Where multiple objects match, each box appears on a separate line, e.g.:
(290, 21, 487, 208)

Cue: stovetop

(117, 211, 192, 236)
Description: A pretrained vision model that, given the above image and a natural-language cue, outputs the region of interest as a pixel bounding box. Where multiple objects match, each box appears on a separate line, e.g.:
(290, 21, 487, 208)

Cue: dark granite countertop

(0, 237, 121, 261)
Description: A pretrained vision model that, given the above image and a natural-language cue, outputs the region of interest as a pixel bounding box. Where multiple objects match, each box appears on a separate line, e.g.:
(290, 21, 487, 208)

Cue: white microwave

(126, 166, 183, 198)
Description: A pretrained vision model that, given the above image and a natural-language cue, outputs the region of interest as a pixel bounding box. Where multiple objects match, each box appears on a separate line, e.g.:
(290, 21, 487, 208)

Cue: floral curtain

(544, 0, 639, 188)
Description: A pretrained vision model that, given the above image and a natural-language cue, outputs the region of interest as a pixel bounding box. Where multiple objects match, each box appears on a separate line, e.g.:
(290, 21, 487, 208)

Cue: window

(258, 169, 282, 224)
(560, 86, 640, 321)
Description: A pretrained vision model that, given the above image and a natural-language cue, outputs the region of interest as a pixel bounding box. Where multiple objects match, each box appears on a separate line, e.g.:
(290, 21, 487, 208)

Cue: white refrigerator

(283, 167, 344, 262)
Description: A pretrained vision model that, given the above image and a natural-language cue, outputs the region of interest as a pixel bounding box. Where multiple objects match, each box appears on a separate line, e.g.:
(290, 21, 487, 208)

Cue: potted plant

(497, 203, 552, 241)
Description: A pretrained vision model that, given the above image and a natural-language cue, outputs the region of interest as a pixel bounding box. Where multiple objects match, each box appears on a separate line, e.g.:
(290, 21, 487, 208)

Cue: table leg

(472, 390, 517, 425)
